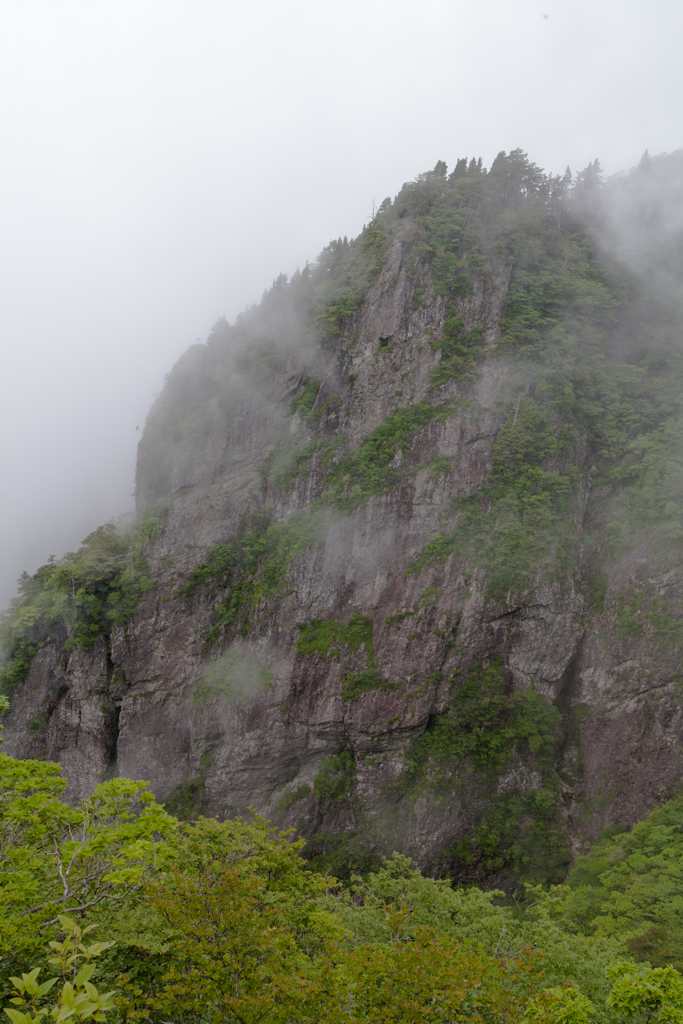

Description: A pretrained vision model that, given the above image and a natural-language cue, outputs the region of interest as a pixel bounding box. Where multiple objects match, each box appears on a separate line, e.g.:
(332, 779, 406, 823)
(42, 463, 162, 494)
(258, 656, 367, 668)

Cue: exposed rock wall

(7, 169, 683, 887)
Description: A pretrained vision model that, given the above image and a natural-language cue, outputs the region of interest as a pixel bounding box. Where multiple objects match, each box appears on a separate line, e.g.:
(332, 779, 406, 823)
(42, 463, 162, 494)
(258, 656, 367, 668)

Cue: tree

(125, 816, 340, 1024)
(0, 751, 176, 999)
(607, 961, 683, 1022)
(523, 985, 594, 1023)
(561, 793, 683, 971)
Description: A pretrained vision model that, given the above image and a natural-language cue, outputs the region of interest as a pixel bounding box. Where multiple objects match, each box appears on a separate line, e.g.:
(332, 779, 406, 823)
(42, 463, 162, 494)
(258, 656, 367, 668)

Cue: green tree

(607, 961, 683, 1022)
(562, 794, 683, 971)
(0, 752, 175, 997)
(523, 985, 595, 1023)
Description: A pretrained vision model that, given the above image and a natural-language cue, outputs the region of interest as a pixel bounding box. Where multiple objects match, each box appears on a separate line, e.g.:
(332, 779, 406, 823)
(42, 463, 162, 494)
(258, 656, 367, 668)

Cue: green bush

(341, 668, 397, 702)
(296, 612, 374, 662)
(313, 750, 356, 805)
(429, 306, 484, 388)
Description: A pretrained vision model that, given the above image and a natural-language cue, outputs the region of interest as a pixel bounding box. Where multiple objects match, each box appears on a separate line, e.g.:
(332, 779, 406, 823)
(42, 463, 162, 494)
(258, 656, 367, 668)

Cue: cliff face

(6, 151, 683, 887)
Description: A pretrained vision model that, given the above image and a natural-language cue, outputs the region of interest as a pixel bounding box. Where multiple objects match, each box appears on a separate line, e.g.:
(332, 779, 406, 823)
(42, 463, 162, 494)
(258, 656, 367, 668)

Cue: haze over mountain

(5, 149, 683, 889)
(2, 0, 682, 608)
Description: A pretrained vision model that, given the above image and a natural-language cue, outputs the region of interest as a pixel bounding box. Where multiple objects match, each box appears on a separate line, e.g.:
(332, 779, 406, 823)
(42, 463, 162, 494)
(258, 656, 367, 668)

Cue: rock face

(6, 154, 683, 887)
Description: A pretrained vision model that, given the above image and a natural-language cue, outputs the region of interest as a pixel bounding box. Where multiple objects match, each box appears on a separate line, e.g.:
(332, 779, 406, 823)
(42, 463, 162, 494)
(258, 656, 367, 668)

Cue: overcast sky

(1, 0, 681, 607)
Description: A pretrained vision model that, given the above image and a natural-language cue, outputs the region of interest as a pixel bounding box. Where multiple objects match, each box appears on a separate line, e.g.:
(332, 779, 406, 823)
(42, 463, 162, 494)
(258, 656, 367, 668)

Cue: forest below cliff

(4, 726, 683, 1024)
(4, 149, 683, 1020)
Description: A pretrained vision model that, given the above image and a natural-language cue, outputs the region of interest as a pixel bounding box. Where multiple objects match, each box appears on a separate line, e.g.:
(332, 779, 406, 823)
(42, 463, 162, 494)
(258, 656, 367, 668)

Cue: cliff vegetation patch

(319, 400, 452, 511)
(341, 667, 398, 702)
(407, 397, 578, 600)
(295, 614, 397, 701)
(313, 749, 357, 807)
(397, 656, 570, 883)
(429, 306, 485, 389)
(0, 516, 161, 695)
(180, 508, 332, 643)
(296, 612, 374, 662)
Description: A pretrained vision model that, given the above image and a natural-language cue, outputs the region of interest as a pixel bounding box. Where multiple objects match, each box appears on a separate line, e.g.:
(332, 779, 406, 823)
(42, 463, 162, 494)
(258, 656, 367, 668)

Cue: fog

(1, 0, 681, 607)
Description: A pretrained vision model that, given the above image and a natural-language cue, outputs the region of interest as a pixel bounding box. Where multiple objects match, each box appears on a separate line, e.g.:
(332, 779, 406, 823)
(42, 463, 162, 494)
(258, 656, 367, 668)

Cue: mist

(2, 0, 682, 607)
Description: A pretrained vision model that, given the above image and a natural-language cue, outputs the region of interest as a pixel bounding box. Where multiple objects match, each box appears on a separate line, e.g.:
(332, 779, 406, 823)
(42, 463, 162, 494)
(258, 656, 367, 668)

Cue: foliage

(337, 933, 542, 1023)
(523, 985, 595, 1023)
(398, 658, 570, 882)
(266, 433, 345, 495)
(289, 377, 322, 419)
(313, 219, 389, 340)
(126, 817, 546, 1023)
(275, 784, 311, 814)
(180, 509, 332, 644)
(429, 306, 485, 388)
(406, 396, 579, 600)
(406, 657, 559, 776)
(161, 776, 208, 823)
(340, 667, 397, 702)
(134, 504, 170, 545)
(319, 400, 452, 512)
(607, 960, 683, 1022)
(0, 523, 156, 696)
(562, 794, 683, 972)
(313, 751, 356, 806)
(161, 753, 214, 822)
(295, 613, 374, 663)
(294, 613, 396, 701)
(0, 754, 175, 999)
(133, 847, 544, 1023)
(8, 748, 683, 1023)
(497, 222, 617, 358)
(453, 787, 573, 885)
(4, 916, 116, 1024)
(603, 412, 683, 554)
(303, 831, 381, 883)
(334, 855, 624, 1014)
(119, 816, 339, 1024)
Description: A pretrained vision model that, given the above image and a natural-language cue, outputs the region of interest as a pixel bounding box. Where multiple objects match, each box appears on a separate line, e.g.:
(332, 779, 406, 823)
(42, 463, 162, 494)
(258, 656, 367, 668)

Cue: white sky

(1, 0, 681, 606)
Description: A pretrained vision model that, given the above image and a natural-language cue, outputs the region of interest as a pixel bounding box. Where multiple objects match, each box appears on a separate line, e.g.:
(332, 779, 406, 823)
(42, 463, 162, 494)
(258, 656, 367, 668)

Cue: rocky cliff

(5, 149, 683, 887)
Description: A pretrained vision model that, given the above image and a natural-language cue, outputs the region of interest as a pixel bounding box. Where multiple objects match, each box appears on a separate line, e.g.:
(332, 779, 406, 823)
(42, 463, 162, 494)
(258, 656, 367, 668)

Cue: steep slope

(4, 150, 683, 888)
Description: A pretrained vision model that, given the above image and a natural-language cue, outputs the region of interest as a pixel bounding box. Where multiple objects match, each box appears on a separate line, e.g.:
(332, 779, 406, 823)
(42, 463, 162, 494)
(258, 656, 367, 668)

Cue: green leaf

(4, 1011, 34, 1024)
(73, 967, 95, 989)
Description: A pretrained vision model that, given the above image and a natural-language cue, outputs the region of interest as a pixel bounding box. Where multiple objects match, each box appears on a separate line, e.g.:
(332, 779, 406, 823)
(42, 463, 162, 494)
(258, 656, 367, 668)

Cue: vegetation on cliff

(0, 512, 165, 696)
(404, 154, 683, 606)
(4, 148, 683, 902)
(399, 656, 571, 884)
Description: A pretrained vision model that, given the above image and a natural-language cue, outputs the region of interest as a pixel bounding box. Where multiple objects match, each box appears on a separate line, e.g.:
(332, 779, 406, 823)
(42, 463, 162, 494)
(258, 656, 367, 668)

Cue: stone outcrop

(7, 173, 683, 887)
